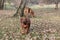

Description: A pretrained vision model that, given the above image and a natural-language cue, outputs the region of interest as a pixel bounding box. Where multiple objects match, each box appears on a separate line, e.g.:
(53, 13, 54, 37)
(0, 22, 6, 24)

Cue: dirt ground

(0, 8, 60, 40)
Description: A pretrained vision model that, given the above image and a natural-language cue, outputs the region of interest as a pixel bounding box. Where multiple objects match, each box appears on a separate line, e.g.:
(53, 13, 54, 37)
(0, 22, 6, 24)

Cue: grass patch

(29, 5, 55, 9)
(0, 31, 3, 39)
(4, 3, 16, 10)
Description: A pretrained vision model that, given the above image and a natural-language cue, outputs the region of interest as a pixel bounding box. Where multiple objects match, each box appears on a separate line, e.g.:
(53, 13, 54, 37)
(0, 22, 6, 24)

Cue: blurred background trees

(0, 0, 60, 10)
(0, 0, 4, 9)
(41, 0, 60, 9)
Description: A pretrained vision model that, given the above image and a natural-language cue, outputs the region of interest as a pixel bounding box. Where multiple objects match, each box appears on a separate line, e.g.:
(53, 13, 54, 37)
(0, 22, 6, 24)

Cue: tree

(52, 0, 60, 9)
(54, 0, 59, 9)
(42, 0, 60, 9)
(13, 0, 26, 17)
(0, 0, 4, 9)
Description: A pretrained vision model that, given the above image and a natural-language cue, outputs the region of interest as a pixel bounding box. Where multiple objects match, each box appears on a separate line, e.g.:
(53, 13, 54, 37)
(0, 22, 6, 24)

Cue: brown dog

(20, 17, 31, 34)
(24, 7, 35, 17)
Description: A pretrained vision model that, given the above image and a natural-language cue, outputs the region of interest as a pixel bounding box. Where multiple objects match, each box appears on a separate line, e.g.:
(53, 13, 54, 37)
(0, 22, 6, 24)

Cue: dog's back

(24, 7, 35, 17)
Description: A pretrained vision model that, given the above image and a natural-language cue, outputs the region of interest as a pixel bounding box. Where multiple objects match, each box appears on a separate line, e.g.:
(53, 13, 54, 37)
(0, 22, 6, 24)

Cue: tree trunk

(13, 0, 26, 17)
(0, 0, 4, 9)
(55, 1, 58, 10)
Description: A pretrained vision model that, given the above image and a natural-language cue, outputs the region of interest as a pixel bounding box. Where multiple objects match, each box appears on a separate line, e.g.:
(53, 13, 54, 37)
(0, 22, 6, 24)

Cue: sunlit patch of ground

(29, 4, 60, 10)
(29, 4, 55, 9)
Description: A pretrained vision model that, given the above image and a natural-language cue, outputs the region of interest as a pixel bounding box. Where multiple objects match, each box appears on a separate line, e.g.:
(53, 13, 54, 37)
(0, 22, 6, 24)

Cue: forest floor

(0, 8, 60, 40)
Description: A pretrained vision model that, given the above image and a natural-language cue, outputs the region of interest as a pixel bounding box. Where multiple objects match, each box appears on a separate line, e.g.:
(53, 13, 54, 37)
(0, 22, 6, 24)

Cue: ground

(0, 8, 60, 40)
